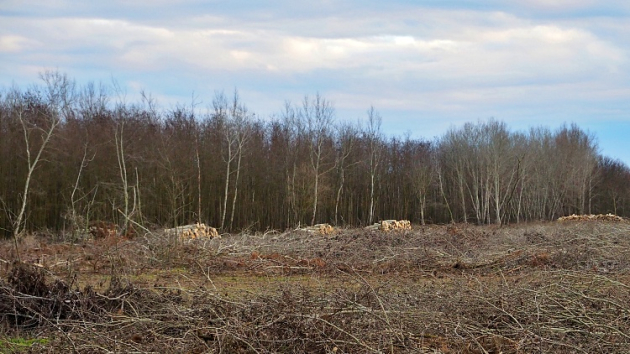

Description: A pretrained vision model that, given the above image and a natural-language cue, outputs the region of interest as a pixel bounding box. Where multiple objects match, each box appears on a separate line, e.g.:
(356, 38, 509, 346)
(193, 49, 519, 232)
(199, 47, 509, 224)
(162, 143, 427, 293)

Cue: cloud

(0, 35, 39, 53)
(512, 0, 598, 11)
(1, 1, 629, 163)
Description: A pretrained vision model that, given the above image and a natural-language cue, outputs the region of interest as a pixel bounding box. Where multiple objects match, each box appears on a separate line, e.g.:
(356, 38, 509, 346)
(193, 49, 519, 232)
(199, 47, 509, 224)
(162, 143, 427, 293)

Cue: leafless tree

(302, 94, 336, 226)
(0, 74, 625, 234)
(364, 107, 383, 225)
(279, 101, 305, 226)
(67, 143, 95, 237)
(114, 119, 131, 234)
(409, 141, 434, 225)
(214, 90, 251, 230)
(9, 71, 72, 258)
(334, 122, 358, 225)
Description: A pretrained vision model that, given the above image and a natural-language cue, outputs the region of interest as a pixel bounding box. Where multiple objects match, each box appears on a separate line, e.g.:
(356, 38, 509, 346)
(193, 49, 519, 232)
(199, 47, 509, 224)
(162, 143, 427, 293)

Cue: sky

(1, 0, 630, 164)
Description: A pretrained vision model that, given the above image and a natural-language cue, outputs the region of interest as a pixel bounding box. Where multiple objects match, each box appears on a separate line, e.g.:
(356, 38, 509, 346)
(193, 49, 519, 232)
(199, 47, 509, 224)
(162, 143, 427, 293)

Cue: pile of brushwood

(0, 221, 629, 353)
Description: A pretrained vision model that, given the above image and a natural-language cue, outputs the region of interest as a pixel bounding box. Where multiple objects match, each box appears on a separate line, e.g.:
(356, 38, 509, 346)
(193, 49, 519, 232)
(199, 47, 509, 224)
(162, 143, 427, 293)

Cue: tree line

(1, 72, 629, 237)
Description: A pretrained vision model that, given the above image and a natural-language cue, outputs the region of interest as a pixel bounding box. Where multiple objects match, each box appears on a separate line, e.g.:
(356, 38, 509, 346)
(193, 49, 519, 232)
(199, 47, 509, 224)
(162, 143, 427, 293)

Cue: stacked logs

(89, 221, 118, 238)
(165, 223, 220, 241)
(301, 224, 336, 235)
(365, 220, 412, 231)
(557, 214, 625, 222)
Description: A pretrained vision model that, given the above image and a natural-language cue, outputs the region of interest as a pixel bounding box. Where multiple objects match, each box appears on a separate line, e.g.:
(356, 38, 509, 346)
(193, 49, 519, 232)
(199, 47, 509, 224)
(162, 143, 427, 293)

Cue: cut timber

(557, 214, 625, 222)
(165, 223, 220, 241)
(380, 220, 412, 231)
(301, 224, 336, 236)
(89, 221, 118, 238)
(365, 220, 412, 231)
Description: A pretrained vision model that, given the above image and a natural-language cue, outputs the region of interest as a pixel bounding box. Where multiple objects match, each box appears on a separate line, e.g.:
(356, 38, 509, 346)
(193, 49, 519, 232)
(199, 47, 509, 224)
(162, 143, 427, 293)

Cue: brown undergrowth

(0, 221, 629, 353)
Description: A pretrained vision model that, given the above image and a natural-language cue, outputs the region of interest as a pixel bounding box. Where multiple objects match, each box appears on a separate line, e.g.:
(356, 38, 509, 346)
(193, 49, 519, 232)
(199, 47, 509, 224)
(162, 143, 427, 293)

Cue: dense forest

(1, 72, 629, 237)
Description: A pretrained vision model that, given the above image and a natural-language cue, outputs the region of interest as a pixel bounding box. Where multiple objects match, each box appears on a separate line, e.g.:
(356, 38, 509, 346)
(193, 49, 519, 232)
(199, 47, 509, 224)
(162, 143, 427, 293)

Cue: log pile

(89, 221, 118, 238)
(380, 219, 412, 231)
(557, 214, 625, 222)
(300, 224, 336, 236)
(165, 223, 220, 241)
(365, 220, 412, 231)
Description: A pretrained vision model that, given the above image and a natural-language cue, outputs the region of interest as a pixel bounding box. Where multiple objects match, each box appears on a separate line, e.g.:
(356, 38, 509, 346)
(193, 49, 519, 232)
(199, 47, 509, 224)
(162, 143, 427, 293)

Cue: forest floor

(1, 220, 630, 353)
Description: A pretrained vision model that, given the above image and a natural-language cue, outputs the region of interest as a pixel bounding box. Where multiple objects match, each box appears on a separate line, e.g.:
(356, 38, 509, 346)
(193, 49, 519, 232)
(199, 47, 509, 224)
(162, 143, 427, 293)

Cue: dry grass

(0, 221, 629, 353)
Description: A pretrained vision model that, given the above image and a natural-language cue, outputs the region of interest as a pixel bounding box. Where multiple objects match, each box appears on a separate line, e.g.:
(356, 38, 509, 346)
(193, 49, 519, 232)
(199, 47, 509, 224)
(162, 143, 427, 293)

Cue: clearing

(1, 221, 629, 353)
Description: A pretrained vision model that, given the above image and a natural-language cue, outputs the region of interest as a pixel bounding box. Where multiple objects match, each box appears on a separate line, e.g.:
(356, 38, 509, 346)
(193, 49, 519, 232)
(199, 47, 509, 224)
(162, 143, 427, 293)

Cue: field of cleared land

(1, 220, 630, 353)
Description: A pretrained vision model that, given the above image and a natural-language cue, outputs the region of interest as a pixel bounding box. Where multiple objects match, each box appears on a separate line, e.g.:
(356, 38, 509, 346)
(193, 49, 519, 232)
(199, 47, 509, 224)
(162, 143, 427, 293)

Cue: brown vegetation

(0, 221, 629, 352)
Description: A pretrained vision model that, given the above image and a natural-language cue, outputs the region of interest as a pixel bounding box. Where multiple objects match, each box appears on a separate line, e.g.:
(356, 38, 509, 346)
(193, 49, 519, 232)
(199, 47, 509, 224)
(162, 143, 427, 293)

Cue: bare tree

(595, 157, 630, 215)
(213, 93, 231, 229)
(214, 90, 251, 230)
(409, 141, 434, 225)
(334, 122, 358, 225)
(279, 101, 305, 226)
(364, 107, 383, 225)
(555, 124, 598, 216)
(67, 143, 95, 238)
(1, 73, 627, 234)
(114, 119, 131, 234)
(434, 146, 455, 223)
(302, 94, 336, 226)
(112, 87, 153, 235)
(228, 101, 251, 230)
(78, 81, 109, 118)
(484, 120, 519, 225)
(9, 71, 71, 258)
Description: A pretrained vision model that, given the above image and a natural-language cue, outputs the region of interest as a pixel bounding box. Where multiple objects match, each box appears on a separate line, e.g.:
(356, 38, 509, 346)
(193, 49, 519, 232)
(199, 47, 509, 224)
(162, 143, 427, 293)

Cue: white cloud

(1, 3, 629, 139)
(3, 5, 624, 83)
(512, 0, 598, 10)
(0, 35, 39, 52)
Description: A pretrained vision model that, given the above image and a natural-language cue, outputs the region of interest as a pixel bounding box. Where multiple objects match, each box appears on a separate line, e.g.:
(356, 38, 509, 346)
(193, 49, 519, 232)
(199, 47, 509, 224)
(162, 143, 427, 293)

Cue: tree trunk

(229, 145, 243, 230)
(311, 158, 320, 226)
(220, 146, 230, 229)
(334, 167, 345, 226)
